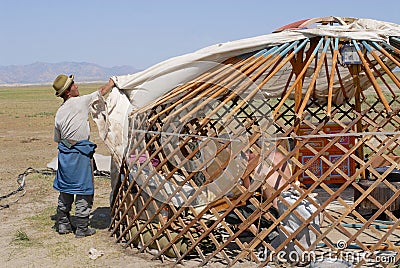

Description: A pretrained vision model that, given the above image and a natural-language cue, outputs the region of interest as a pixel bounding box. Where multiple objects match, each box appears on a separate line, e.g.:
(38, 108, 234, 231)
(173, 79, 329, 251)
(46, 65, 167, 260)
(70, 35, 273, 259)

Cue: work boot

(75, 217, 96, 238)
(57, 210, 73, 235)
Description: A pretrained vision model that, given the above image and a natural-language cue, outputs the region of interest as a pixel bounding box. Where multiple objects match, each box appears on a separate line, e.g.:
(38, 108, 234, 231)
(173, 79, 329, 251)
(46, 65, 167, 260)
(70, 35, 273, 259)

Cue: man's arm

(99, 78, 115, 96)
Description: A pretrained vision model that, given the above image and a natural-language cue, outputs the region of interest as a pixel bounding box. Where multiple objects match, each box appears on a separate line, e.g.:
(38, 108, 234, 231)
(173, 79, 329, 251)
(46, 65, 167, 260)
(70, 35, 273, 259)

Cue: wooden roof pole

(224, 39, 309, 120)
(292, 52, 304, 184)
(363, 41, 400, 89)
(382, 38, 400, 55)
(352, 40, 392, 114)
(327, 37, 339, 118)
(169, 43, 291, 124)
(366, 57, 396, 98)
(297, 37, 331, 119)
(180, 41, 301, 124)
(147, 48, 274, 120)
(273, 38, 324, 119)
(349, 63, 365, 179)
(144, 61, 234, 112)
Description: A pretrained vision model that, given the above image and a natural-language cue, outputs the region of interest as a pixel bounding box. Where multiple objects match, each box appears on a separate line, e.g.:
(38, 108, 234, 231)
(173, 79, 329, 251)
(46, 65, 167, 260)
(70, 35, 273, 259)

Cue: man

(53, 74, 114, 238)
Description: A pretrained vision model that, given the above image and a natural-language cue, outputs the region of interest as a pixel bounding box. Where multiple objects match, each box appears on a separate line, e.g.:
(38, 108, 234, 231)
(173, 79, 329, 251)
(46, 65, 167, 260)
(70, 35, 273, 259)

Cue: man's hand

(99, 79, 115, 96)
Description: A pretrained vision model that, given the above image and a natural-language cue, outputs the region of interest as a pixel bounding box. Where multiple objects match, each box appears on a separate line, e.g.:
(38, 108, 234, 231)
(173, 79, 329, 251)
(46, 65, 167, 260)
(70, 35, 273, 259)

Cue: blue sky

(1, 0, 399, 69)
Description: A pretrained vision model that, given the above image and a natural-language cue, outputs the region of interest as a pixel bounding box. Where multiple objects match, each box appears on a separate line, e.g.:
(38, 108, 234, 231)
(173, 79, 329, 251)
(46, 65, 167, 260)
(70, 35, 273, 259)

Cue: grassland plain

(0, 84, 247, 268)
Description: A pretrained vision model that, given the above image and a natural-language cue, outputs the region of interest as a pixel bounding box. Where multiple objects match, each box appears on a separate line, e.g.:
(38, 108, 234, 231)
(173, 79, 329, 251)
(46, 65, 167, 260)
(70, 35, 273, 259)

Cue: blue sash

(53, 140, 97, 195)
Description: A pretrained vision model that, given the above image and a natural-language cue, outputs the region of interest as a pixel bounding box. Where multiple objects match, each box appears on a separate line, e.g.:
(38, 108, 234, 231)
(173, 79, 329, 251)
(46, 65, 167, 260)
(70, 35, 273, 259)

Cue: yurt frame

(107, 17, 400, 267)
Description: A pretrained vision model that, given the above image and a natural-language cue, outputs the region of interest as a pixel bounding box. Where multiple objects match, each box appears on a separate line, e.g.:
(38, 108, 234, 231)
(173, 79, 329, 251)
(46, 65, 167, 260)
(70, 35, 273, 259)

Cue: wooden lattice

(109, 18, 400, 267)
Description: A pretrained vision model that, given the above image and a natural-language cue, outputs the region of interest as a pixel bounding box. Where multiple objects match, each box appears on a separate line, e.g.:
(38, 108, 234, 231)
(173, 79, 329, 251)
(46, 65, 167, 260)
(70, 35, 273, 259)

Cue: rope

(130, 128, 400, 143)
(93, 170, 111, 177)
(0, 168, 57, 210)
(1, 168, 30, 209)
(130, 129, 238, 142)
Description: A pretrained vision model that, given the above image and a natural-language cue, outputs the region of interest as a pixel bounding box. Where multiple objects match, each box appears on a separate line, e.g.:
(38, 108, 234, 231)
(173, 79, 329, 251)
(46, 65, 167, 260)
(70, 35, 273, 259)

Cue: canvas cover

(91, 17, 400, 165)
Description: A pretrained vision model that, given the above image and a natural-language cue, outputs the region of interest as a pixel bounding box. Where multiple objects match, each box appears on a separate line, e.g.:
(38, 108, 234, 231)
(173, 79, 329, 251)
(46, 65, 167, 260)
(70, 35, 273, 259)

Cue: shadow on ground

(90, 207, 111, 229)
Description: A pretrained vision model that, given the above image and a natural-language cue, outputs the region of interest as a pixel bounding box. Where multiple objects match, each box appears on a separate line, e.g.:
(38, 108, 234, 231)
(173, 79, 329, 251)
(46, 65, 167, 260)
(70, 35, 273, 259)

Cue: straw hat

(53, 74, 74, 96)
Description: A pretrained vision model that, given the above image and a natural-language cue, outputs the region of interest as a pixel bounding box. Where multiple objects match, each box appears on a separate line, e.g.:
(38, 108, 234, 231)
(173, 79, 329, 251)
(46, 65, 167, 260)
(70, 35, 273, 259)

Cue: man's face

(69, 82, 79, 97)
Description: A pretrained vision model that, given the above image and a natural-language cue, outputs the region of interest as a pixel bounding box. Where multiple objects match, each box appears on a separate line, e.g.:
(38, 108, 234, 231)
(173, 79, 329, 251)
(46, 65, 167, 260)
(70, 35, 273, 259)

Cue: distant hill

(0, 62, 140, 86)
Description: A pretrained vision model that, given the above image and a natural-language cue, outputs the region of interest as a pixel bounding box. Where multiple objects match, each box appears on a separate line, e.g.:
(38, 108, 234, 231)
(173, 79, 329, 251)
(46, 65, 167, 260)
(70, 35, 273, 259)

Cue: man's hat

(53, 74, 74, 96)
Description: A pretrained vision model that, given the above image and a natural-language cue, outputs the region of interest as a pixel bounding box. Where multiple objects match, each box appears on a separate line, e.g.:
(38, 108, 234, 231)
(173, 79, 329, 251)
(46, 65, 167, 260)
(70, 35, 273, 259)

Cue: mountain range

(0, 62, 140, 86)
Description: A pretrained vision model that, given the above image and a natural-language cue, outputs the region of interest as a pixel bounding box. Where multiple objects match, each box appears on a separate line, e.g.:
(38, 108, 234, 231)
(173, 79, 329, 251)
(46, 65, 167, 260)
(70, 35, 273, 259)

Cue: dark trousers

(57, 192, 93, 218)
